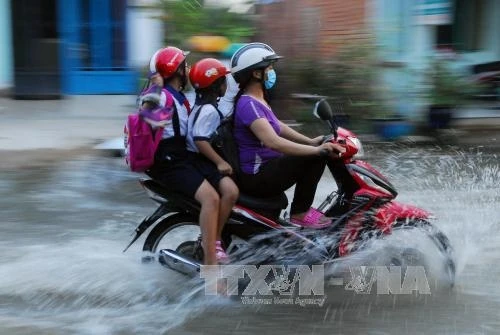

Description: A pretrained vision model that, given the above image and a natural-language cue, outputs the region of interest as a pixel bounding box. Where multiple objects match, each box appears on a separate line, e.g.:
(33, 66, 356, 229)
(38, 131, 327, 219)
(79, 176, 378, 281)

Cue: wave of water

(0, 147, 499, 334)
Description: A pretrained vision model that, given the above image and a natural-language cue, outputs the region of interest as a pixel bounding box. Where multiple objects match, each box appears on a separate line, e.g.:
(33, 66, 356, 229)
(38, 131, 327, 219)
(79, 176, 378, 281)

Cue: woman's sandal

(290, 207, 332, 228)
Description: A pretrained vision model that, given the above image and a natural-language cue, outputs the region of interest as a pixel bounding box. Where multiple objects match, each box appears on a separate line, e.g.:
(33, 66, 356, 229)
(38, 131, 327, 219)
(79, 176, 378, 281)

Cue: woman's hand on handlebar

(317, 142, 346, 159)
(311, 135, 325, 146)
(311, 134, 335, 146)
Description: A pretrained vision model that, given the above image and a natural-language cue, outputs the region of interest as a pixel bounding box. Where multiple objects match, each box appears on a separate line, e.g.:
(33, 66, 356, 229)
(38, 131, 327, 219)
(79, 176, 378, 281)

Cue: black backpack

(191, 105, 241, 180)
(210, 115, 240, 179)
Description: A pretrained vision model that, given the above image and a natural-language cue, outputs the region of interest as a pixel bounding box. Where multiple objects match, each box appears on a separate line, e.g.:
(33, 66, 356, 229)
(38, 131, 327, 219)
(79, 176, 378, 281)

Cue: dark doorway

(11, 0, 62, 99)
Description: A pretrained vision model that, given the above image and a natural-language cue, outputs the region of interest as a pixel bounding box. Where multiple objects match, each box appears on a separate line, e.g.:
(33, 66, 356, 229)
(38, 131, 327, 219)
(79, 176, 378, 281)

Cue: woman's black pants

(238, 155, 327, 215)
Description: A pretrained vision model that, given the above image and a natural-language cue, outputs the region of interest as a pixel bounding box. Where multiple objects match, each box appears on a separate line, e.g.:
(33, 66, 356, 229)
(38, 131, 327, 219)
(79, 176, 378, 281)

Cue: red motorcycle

(124, 99, 455, 284)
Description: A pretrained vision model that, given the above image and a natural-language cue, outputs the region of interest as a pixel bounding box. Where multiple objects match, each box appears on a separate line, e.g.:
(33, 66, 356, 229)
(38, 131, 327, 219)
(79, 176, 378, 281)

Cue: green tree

(158, 0, 255, 46)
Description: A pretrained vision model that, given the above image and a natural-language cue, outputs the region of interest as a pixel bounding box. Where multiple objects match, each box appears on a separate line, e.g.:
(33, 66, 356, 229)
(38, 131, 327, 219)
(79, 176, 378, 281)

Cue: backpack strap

(212, 103, 224, 120)
(191, 103, 223, 128)
(162, 89, 182, 138)
(191, 105, 204, 127)
(172, 104, 181, 138)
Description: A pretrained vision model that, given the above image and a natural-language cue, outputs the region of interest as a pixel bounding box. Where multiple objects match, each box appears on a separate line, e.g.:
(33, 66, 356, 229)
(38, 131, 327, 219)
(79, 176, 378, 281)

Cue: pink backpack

(124, 86, 174, 172)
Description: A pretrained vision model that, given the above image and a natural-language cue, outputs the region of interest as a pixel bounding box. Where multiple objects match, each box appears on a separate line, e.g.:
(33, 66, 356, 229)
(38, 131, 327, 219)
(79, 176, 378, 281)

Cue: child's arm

(150, 73, 164, 87)
(195, 140, 233, 176)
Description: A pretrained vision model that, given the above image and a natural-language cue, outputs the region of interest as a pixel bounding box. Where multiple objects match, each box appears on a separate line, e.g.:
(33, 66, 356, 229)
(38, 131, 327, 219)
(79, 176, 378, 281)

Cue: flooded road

(0, 145, 499, 335)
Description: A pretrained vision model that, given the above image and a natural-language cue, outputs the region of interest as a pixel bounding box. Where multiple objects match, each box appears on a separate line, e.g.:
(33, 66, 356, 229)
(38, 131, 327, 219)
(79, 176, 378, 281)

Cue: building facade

(373, 0, 500, 116)
(256, 0, 500, 118)
(1, 0, 163, 97)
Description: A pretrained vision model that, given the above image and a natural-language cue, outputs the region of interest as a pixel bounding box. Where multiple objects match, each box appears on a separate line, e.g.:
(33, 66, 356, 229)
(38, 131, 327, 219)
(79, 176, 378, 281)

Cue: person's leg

(151, 160, 223, 265)
(237, 157, 298, 197)
(238, 155, 326, 217)
(191, 156, 239, 242)
(216, 176, 239, 240)
(288, 156, 327, 216)
(193, 180, 220, 265)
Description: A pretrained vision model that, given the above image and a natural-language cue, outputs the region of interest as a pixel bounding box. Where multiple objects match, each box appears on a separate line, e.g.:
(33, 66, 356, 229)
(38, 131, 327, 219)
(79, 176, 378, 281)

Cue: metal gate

(58, 0, 137, 94)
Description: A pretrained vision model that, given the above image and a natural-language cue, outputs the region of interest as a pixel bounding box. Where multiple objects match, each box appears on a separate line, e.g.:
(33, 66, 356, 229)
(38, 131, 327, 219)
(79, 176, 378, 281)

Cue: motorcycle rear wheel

(142, 213, 203, 263)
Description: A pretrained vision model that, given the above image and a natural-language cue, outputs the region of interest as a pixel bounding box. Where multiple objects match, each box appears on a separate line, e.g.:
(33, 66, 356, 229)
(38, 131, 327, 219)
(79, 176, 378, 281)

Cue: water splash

(1, 147, 499, 334)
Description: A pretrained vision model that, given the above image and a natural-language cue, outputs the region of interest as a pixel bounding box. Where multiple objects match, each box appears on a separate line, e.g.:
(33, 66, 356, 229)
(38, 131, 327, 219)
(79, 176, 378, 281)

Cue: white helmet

(230, 42, 282, 83)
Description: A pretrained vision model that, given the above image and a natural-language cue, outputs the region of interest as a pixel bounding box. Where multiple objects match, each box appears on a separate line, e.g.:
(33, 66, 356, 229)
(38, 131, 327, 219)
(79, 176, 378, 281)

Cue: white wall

(127, 0, 164, 69)
(0, 0, 13, 89)
(370, 0, 436, 119)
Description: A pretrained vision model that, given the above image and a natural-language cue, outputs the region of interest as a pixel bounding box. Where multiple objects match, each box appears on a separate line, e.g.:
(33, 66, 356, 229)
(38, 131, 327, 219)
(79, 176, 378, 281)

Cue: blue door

(58, 0, 137, 94)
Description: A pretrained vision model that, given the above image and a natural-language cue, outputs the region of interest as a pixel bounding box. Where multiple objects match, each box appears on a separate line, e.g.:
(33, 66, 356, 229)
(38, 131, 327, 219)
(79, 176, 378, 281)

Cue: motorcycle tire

(393, 219, 456, 288)
(142, 213, 203, 262)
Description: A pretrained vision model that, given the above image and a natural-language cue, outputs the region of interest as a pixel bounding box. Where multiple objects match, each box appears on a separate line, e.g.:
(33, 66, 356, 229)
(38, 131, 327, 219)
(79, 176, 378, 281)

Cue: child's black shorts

(149, 152, 223, 198)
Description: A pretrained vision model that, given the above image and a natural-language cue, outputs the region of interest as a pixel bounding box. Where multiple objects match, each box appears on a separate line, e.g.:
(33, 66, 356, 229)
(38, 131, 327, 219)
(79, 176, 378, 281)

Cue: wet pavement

(0, 144, 499, 335)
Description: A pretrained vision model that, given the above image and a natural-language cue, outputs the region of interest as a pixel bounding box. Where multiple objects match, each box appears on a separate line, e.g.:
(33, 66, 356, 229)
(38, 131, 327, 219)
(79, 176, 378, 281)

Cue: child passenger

(186, 58, 239, 263)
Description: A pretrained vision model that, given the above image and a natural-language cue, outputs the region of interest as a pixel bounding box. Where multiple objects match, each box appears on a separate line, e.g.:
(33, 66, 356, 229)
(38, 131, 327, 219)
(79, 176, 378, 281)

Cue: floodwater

(0, 144, 499, 335)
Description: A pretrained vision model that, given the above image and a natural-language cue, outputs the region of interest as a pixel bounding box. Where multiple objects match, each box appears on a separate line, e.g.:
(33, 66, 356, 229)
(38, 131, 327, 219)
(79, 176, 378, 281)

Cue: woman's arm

(279, 121, 323, 145)
(278, 121, 317, 145)
(251, 119, 342, 157)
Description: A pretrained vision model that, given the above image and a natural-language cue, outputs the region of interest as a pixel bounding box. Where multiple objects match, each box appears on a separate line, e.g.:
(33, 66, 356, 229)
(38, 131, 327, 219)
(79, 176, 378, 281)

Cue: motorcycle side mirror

(313, 99, 338, 139)
(313, 99, 334, 121)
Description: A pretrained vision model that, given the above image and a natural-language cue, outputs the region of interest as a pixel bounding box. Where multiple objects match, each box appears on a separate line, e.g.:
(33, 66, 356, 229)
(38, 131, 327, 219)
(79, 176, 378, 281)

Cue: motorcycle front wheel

(392, 219, 456, 287)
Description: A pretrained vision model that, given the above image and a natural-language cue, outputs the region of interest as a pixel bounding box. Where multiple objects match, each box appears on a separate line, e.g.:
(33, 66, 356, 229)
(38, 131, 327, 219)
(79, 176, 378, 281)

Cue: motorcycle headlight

(349, 137, 364, 159)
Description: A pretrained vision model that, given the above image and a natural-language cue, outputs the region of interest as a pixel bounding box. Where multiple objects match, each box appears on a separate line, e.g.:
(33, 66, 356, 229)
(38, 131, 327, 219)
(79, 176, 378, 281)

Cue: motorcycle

(123, 99, 456, 285)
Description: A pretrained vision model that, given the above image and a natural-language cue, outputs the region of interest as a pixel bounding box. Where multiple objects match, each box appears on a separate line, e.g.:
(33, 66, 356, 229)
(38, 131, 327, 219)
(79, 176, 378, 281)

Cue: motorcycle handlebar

(322, 134, 334, 144)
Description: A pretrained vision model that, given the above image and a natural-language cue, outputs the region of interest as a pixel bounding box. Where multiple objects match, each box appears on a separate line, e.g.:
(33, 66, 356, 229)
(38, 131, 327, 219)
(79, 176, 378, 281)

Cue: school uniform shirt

(233, 95, 283, 175)
(186, 103, 226, 153)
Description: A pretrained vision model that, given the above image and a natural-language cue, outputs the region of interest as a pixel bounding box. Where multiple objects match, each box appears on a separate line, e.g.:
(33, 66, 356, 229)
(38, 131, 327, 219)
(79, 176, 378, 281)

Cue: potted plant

(326, 39, 413, 140)
(425, 59, 479, 129)
(282, 35, 413, 139)
(366, 96, 414, 141)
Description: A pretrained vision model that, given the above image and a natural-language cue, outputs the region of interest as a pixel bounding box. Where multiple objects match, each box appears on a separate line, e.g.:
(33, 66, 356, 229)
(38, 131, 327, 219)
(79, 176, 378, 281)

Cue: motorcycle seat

(237, 192, 288, 211)
(141, 179, 199, 208)
(142, 178, 288, 212)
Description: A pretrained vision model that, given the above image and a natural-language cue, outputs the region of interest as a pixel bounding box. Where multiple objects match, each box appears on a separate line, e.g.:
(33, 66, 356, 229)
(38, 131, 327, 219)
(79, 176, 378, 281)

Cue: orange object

(187, 36, 231, 53)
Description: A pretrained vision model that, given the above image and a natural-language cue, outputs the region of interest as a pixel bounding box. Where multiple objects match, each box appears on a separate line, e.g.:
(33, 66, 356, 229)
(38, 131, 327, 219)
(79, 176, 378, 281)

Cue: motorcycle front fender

(372, 201, 431, 234)
(337, 201, 430, 257)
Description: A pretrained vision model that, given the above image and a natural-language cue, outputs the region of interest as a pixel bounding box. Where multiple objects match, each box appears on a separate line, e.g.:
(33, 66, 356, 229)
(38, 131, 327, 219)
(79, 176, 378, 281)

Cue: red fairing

(343, 137, 358, 159)
(233, 204, 282, 229)
(335, 128, 358, 159)
(338, 201, 430, 256)
(373, 201, 430, 233)
(354, 188, 393, 199)
(337, 127, 356, 138)
(338, 214, 364, 257)
(354, 160, 390, 183)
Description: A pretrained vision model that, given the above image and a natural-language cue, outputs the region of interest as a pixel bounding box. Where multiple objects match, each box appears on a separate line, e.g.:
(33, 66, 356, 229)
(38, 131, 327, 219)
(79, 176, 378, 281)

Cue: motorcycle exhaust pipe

(158, 249, 201, 276)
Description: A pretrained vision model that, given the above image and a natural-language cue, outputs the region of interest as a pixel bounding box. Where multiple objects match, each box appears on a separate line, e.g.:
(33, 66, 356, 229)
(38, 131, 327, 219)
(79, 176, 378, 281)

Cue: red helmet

(189, 58, 230, 89)
(150, 47, 189, 78)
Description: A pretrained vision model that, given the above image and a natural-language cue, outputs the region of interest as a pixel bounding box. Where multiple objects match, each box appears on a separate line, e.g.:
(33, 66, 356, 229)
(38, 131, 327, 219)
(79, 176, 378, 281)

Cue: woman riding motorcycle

(230, 42, 345, 228)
